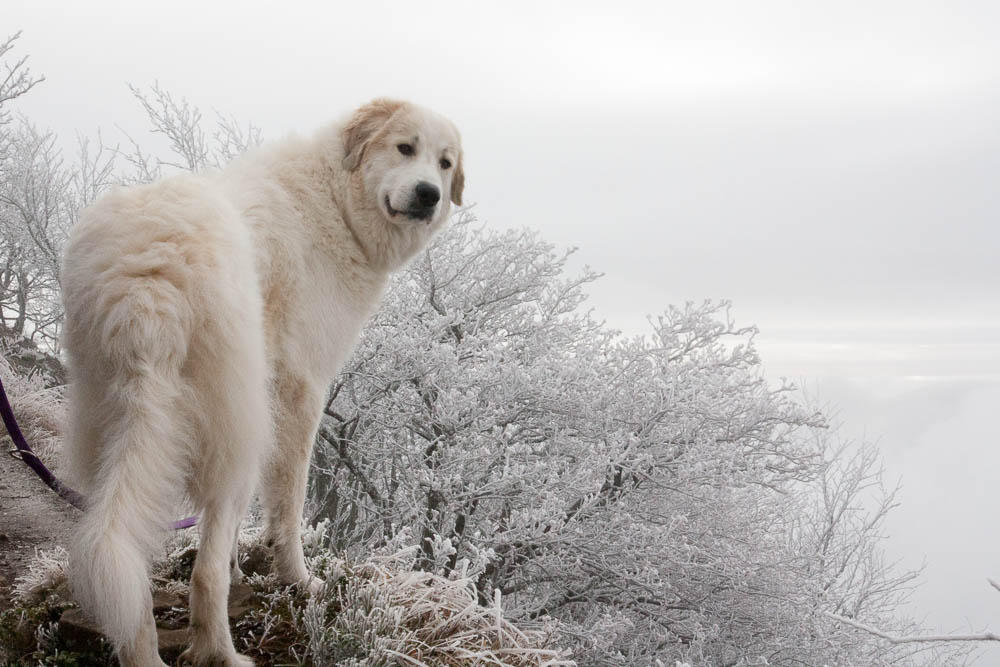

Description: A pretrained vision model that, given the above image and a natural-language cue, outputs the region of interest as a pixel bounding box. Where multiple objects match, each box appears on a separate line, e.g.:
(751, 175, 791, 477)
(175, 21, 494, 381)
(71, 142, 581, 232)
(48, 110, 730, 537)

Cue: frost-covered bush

(313, 214, 970, 666)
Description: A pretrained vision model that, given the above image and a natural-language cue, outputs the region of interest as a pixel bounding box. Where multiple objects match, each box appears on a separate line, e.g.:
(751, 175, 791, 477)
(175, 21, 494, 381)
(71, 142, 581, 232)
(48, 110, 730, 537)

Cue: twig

(824, 611, 1000, 644)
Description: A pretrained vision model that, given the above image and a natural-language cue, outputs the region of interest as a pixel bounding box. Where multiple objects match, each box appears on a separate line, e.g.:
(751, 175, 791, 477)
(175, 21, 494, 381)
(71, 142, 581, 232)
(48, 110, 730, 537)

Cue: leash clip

(7, 448, 39, 463)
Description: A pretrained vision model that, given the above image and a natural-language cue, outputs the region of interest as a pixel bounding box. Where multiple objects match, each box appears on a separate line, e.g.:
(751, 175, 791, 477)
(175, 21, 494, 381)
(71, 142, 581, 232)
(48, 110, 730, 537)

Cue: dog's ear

(341, 99, 406, 171)
(450, 152, 465, 206)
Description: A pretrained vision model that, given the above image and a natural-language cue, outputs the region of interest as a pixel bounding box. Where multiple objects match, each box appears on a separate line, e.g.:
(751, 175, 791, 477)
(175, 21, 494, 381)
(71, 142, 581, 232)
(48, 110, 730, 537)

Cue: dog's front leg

(261, 372, 325, 593)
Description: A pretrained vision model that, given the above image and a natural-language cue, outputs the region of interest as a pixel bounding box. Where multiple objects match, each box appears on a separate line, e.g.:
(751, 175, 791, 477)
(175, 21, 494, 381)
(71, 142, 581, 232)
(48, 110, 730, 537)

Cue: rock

(229, 581, 255, 607)
(227, 581, 256, 619)
(241, 543, 272, 577)
(157, 627, 189, 661)
(59, 607, 186, 649)
(57, 608, 105, 651)
(152, 588, 185, 613)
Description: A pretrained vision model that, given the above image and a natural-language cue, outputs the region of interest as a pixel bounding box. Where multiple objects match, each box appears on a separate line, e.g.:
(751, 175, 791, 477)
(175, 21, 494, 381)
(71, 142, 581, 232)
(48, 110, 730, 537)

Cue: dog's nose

(415, 182, 440, 208)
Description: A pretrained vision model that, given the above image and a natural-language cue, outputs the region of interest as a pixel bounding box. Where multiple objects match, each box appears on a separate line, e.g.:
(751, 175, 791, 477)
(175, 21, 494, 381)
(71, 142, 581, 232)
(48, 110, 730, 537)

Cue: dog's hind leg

(182, 493, 256, 666)
(260, 371, 325, 593)
(181, 295, 271, 666)
(185, 453, 267, 662)
(181, 410, 265, 666)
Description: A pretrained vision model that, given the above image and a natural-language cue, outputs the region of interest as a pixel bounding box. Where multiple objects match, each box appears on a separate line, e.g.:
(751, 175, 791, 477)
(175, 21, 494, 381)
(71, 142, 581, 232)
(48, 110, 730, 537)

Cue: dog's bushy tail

(68, 282, 192, 650)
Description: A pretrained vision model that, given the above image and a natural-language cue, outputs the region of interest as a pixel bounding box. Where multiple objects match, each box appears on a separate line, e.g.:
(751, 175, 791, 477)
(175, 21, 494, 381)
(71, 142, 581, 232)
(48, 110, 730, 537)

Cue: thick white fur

(60, 99, 463, 666)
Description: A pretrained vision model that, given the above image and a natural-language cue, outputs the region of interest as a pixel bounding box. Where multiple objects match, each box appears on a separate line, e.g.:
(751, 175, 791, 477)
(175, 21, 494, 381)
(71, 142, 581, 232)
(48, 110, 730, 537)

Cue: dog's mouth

(385, 196, 434, 223)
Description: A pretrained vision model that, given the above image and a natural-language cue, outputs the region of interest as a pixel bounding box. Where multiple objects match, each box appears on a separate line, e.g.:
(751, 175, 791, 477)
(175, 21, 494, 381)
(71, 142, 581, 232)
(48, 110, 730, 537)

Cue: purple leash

(0, 374, 197, 530)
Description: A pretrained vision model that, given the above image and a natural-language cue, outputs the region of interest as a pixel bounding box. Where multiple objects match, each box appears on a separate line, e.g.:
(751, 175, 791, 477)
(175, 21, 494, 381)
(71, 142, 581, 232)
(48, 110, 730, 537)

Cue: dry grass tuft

(0, 352, 65, 461)
(316, 547, 574, 666)
(12, 547, 70, 604)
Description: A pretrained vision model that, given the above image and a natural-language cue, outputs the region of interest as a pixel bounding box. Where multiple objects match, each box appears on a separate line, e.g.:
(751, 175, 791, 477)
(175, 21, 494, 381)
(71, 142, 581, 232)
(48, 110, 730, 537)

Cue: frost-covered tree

(313, 215, 975, 665)
(0, 121, 114, 348)
(0, 34, 56, 345)
(0, 33, 115, 348)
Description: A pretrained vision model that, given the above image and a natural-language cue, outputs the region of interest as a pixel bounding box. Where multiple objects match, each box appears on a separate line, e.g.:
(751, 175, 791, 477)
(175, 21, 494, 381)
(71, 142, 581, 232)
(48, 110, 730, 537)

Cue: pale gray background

(7, 0, 999, 660)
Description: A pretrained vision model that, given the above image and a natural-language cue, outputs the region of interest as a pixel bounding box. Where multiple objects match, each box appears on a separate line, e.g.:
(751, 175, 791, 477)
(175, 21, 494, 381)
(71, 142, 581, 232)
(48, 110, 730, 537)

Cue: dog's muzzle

(386, 182, 440, 222)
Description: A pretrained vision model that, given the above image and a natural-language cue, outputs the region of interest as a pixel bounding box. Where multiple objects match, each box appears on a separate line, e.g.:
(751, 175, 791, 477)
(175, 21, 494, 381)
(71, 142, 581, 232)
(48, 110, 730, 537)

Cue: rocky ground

(0, 439, 76, 611)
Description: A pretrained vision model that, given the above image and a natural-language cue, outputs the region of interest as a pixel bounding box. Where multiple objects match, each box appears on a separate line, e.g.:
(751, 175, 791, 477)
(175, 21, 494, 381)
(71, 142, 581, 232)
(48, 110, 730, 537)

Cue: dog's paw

(299, 575, 325, 596)
(179, 646, 255, 667)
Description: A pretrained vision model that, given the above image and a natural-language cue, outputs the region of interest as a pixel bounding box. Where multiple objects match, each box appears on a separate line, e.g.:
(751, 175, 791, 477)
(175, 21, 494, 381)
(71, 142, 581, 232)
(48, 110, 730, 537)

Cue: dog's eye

(397, 143, 414, 156)
(439, 158, 452, 170)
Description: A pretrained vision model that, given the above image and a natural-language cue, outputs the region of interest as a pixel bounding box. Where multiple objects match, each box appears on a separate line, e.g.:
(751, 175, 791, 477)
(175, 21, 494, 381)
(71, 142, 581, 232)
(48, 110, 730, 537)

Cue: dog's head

(342, 99, 463, 229)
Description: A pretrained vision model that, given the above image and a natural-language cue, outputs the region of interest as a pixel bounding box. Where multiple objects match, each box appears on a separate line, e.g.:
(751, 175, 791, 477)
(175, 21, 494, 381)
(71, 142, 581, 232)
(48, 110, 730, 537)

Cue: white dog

(60, 99, 463, 666)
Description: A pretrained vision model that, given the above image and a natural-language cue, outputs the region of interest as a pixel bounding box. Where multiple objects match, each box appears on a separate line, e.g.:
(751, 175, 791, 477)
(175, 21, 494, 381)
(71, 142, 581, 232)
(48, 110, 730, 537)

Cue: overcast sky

(7, 0, 1000, 660)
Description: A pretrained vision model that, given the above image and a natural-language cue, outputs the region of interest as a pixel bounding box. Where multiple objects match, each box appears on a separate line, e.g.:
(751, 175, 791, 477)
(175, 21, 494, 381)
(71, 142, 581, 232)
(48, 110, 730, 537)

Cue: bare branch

(128, 82, 209, 172)
(825, 610, 1000, 643)
(0, 31, 45, 127)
